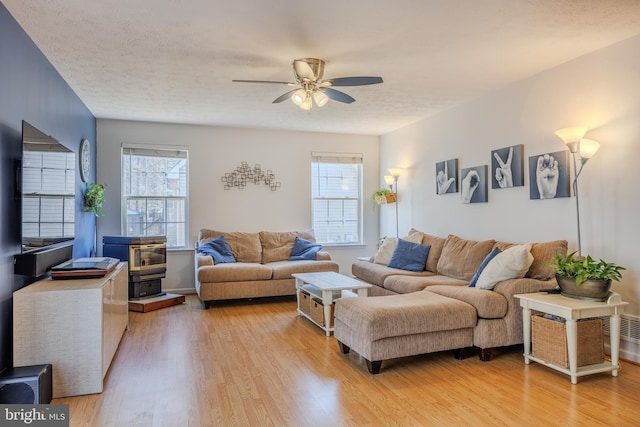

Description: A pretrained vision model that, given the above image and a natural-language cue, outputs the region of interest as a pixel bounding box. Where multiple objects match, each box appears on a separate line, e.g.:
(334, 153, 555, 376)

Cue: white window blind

(122, 145, 188, 248)
(311, 152, 363, 244)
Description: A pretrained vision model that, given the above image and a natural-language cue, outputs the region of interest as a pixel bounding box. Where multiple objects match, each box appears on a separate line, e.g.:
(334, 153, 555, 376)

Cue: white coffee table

(293, 272, 371, 336)
(515, 291, 628, 384)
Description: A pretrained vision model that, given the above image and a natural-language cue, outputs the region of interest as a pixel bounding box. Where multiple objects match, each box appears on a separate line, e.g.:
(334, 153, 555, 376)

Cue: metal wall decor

(222, 161, 281, 191)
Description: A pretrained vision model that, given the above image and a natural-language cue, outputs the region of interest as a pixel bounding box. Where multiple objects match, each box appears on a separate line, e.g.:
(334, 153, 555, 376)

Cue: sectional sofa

(334, 230, 567, 373)
(195, 229, 339, 308)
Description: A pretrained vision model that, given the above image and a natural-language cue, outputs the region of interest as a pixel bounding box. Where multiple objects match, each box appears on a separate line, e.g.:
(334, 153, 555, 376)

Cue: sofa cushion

(197, 263, 272, 283)
(469, 247, 502, 287)
(269, 260, 339, 280)
(197, 235, 236, 264)
(436, 235, 496, 281)
(289, 237, 322, 261)
(373, 232, 423, 266)
(382, 274, 465, 294)
(198, 229, 262, 263)
(526, 240, 568, 280)
(334, 291, 476, 341)
(260, 230, 316, 263)
(426, 285, 508, 319)
(388, 239, 431, 272)
(475, 244, 534, 290)
(420, 232, 447, 273)
(373, 237, 397, 265)
(352, 261, 433, 287)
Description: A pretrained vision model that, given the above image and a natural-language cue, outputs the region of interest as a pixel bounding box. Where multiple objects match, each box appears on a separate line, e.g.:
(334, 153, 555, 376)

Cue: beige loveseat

(335, 231, 567, 373)
(195, 229, 339, 308)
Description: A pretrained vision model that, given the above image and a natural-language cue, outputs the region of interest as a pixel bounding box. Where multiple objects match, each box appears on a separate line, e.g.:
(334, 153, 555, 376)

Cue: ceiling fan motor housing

(293, 58, 325, 82)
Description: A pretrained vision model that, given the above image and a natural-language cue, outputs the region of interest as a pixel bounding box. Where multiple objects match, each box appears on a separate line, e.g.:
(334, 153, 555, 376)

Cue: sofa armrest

(316, 250, 332, 261)
(492, 277, 556, 299)
(195, 253, 214, 268)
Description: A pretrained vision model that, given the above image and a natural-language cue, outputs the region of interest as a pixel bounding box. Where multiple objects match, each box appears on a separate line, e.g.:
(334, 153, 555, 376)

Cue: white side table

(515, 292, 628, 384)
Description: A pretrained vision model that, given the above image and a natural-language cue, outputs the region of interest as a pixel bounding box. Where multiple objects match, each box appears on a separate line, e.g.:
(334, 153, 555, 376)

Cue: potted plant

(550, 251, 625, 301)
(372, 188, 396, 206)
(84, 182, 106, 217)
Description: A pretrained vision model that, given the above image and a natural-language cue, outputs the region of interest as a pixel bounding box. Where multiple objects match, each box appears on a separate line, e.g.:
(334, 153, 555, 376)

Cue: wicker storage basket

(310, 298, 335, 328)
(531, 315, 604, 368)
(299, 290, 312, 317)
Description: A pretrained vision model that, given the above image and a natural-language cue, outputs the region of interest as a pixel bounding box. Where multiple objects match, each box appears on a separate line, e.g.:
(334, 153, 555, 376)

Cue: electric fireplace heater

(103, 236, 167, 299)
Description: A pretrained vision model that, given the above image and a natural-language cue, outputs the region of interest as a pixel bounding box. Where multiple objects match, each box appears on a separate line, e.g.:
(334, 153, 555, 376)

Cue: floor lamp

(554, 127, 600, 257)
(386, 168, 402, 237)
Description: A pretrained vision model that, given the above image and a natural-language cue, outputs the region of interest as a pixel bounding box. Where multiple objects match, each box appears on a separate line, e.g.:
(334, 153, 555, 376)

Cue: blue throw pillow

(469, 247, 502, 287)
(289, 237, 322, 261)
(197, 235, 236, 264)
(388, 239, 431, 272)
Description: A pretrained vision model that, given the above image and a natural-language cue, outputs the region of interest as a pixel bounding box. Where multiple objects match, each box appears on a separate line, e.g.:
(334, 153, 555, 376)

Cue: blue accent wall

(0, 4, 96, 371)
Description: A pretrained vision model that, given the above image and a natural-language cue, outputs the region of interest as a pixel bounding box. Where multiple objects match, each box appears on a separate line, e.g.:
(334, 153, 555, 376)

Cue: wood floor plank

(53, 294, 640, 426)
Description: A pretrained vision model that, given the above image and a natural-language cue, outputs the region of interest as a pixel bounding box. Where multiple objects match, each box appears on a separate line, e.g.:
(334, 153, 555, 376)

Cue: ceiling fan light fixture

(313, 90, 329, 107)
(291, 89, 306, 106)
(300, 94, 313, 111)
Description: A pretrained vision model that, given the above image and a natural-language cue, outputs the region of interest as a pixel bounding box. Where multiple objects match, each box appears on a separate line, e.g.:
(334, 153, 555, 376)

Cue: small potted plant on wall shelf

(372, 189, 396, 206)
(550, 251, 625, 302)
(84, 182, 106, 217)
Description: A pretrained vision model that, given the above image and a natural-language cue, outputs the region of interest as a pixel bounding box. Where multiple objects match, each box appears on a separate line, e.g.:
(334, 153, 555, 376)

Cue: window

(22, 149, 75, 240)
(311, 152, 363, 245)
(122, 145, 188, 248)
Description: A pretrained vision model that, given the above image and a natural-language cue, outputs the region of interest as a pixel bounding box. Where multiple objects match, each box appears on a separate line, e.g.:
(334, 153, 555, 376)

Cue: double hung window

(122, 145, 188, 248)
(311, 152, 363, 245)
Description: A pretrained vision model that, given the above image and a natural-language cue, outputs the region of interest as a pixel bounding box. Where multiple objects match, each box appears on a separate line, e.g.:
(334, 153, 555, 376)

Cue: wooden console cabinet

(13, 262, 128, 398)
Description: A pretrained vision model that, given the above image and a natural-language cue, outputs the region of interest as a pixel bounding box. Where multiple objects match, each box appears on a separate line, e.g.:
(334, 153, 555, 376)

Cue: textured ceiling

(3, 0, 640, 135)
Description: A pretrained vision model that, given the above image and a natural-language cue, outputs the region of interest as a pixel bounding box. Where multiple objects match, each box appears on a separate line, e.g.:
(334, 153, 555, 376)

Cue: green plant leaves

(551, 251, 625, 285)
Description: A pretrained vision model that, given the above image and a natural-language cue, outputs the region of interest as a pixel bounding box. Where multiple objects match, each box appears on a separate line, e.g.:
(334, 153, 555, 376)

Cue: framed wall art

(491, 144, 524, 189)
(461, 165, 488, 204)
(435, 158, 459, 194)
(528, 150, 570, 200)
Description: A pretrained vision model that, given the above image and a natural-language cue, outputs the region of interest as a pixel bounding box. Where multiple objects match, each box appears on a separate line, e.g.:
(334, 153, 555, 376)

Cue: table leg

(322, 290, 332, 337)
(565, 319, 578, 384)
(609, 314, 622, 377)
(356, 288, 368, 297)
(295, 278, 303, 316)
(522, 307, 531, 364)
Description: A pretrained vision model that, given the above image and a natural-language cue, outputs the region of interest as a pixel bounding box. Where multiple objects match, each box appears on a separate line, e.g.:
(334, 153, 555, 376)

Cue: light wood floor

(55, 294, 640, 427)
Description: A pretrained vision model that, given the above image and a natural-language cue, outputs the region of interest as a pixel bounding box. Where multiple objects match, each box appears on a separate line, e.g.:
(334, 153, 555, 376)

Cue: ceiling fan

(232, 58, 383, 110)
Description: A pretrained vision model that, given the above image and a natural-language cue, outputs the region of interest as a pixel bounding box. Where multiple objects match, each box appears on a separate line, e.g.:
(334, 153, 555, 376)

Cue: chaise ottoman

(334, 291, 477, 374)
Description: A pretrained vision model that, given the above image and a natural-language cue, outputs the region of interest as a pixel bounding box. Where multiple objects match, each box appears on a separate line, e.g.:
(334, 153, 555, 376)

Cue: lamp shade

(384, 175, 395, 186)
(300, 94, 313, 111)
(313, 90, 329, 107)
(387, 167, 402, 178)
(291, 89, 306, 106)
(579, 139, 600, 159)
(554, 126, 589, 144)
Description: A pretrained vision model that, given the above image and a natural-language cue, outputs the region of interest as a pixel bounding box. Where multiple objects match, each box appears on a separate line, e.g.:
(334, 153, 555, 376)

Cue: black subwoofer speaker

(0, 364, 52, 404)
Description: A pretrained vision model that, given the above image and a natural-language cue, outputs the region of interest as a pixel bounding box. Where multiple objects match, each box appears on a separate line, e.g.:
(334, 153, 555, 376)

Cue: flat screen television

(14, 121, 75, 276)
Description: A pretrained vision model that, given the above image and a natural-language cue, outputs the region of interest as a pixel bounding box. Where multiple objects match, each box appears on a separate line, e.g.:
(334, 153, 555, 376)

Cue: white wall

(381, 34, 640, 361)
(96, 120, 380, 292)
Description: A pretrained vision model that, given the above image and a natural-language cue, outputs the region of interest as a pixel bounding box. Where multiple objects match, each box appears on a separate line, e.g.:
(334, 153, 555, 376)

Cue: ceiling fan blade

(232, 79, 297, 86)
(272, 90, 298, 104)
(324, 88, 355, 104)
(322, 76, 383, 87)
